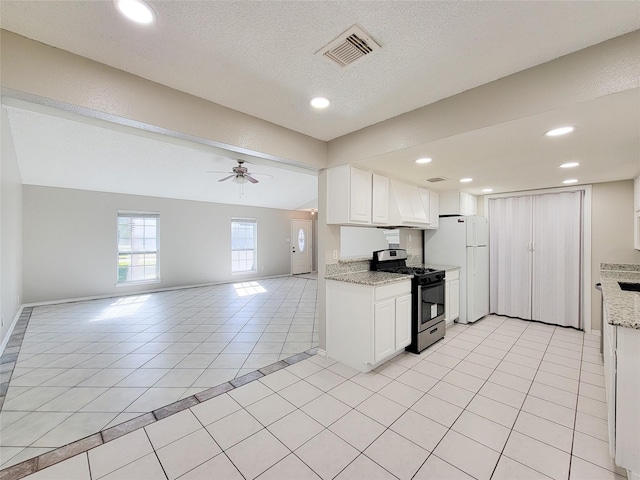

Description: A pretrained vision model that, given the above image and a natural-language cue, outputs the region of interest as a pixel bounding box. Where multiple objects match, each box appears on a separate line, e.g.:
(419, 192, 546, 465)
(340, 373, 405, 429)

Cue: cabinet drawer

(445, 269, 460, 281)
(375, 281, 411, 302)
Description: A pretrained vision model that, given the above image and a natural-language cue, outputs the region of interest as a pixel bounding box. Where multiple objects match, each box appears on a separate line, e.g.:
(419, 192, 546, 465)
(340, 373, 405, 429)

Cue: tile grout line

(0, 348, 317, 480)
(487, 321, 560, 480)
(0, 307, 34, 412)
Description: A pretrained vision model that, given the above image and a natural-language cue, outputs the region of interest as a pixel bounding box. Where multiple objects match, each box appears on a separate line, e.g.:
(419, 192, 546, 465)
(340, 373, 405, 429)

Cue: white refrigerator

(424, 216, 489, 324)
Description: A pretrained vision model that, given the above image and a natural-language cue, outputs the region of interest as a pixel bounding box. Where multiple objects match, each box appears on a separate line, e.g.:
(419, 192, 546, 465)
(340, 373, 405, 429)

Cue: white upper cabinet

(372, 174, 390, 224)
(635, 176, 640, 212)
(349, 167, 373, 223)
(327, 165, 372, 225)
(326, 164, 431, 228)
(440, 190, 478, 216)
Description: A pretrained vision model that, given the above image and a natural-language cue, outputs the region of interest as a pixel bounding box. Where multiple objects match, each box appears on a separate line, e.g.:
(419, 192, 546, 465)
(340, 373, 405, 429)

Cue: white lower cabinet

(327, 279, 412, 372)
(603, 304, 640, 478)
(445, 270, 460, 324)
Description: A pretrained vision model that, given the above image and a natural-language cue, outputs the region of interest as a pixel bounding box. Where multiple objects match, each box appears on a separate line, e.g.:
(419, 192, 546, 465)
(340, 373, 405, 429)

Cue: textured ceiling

(1, 1, 639, 141)
(1, 1, 639, 206)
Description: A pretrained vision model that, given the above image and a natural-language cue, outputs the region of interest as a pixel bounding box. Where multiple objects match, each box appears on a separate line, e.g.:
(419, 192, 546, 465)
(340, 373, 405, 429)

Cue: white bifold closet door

(489, 195, 533, 320)
(489, 191, 582, 328)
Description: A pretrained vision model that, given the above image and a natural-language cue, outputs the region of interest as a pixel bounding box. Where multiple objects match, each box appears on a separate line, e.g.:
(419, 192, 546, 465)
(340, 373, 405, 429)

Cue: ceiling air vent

(316, 25, 381, 68)
(427, 177, 448, 183)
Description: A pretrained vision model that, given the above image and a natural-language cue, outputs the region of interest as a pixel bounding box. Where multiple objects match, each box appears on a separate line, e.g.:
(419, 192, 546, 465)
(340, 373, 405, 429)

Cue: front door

(291, 219, 312, 274)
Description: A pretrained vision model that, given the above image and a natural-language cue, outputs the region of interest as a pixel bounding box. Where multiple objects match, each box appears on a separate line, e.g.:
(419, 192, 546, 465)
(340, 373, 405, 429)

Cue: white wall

(1, 107, 24, 348)
(1, 30, 326, 171)
(591, 180, 640, 331)
(340, 227, 388, 259)
(22, 185, 313, 303)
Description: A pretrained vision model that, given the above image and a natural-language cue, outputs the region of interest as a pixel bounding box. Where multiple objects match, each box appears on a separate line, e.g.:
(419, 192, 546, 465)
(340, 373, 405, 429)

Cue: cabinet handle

(430, 327, 438, 334)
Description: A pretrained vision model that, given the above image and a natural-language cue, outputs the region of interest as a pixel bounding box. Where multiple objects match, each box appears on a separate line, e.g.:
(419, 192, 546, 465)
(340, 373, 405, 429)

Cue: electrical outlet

(332, 250, 338, 260)
(260, 265, 265, 271)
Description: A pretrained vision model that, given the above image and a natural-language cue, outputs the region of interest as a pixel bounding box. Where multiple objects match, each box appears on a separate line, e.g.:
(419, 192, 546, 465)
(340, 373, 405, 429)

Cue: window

(117, 212, 159, 284)
(231, 218, 257, 273)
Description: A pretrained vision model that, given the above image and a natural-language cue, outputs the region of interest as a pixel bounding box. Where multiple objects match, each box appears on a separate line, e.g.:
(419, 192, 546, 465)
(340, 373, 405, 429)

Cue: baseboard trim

(317, 349, 327, 357)
(23, 274, 293, 308)
(0, 305, 24, 356)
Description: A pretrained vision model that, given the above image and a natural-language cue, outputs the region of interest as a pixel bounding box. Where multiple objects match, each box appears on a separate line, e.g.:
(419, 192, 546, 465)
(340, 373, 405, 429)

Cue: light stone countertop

(422, 264, 461, 273)
(600, 264, 640, 330)
(325, 270, 413, 286)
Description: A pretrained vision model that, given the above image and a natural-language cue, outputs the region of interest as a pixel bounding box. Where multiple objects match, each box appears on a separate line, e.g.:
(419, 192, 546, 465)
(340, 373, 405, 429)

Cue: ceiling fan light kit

(208, 159, 270, 186)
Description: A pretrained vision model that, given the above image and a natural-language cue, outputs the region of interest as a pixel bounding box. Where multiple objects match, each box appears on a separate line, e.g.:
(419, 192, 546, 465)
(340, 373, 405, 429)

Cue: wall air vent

(316, 25, 381, 68)
(427, 177, 448, 183)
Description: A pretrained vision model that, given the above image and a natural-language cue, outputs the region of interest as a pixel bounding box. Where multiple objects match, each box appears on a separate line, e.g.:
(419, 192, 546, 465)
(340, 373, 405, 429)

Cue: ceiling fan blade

(247, 172, 273, 179)
(244, 175, 259, 184)
(218, 174, 235, 182)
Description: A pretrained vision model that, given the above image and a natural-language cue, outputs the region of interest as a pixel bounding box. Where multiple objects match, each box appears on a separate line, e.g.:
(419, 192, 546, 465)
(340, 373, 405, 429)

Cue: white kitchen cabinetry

(388, 180, 431, 227)
(372, 173, 390, 224)
(428, 190, 439, 229)
(440, 191, 477, 216)
(635, 176, 640, 212)
(326, 279, 412, 372)
(444, 269, 460, 324)
(603, 305, 640, 478)
(326, 165, 390, 226)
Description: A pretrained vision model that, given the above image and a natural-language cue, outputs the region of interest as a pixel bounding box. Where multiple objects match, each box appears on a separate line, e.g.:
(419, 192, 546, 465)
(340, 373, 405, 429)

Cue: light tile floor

(0, 276, 318, 469)
(13, 314, 623, 480)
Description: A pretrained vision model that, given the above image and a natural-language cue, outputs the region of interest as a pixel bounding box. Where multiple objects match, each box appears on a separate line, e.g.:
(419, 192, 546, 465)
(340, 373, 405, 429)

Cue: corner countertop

(600, 263, 640, 330)
(326, 271, 413, 286)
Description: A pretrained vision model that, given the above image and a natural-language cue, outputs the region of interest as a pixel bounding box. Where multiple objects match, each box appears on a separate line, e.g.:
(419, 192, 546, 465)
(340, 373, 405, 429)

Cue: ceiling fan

(207, 159, 271, 184)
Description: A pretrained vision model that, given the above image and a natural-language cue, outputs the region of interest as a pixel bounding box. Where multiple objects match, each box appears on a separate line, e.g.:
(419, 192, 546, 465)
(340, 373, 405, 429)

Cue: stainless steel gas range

(371, 249, 446, 353)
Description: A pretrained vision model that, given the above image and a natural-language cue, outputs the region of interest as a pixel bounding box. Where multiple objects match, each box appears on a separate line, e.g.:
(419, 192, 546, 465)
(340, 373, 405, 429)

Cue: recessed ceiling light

(114, 0, 155, 24)
(545, 126, 575, 137)
(560, 162, 580, 168)
(460, 178, 473, 183)
(310, 97, 330, 109)
(415, 158, 432, 164)
(482, 188, 494, 193)
(563, 179, 578, 184)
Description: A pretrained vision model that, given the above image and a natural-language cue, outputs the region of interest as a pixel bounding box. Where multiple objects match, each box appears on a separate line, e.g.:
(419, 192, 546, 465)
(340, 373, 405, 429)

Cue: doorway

(291, 219, 312, 275)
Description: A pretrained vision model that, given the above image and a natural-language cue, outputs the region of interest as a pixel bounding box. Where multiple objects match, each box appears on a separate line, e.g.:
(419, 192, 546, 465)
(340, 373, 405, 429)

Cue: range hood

(387, 180, 431, 228)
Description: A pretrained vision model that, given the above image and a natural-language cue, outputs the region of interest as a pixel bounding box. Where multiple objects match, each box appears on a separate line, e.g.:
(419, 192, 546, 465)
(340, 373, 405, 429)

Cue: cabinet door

(460, 192, 470, 216)
(374, 299, 396, 364)
(449, 280, 460, 321)
(635, 176, 640, 212)
(350, 167, 372, 223)
(468, 195, 478, 216)
(372, 174, 389, 225)
(395, 294, 412, 349)
(603, 308, 617, 457)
